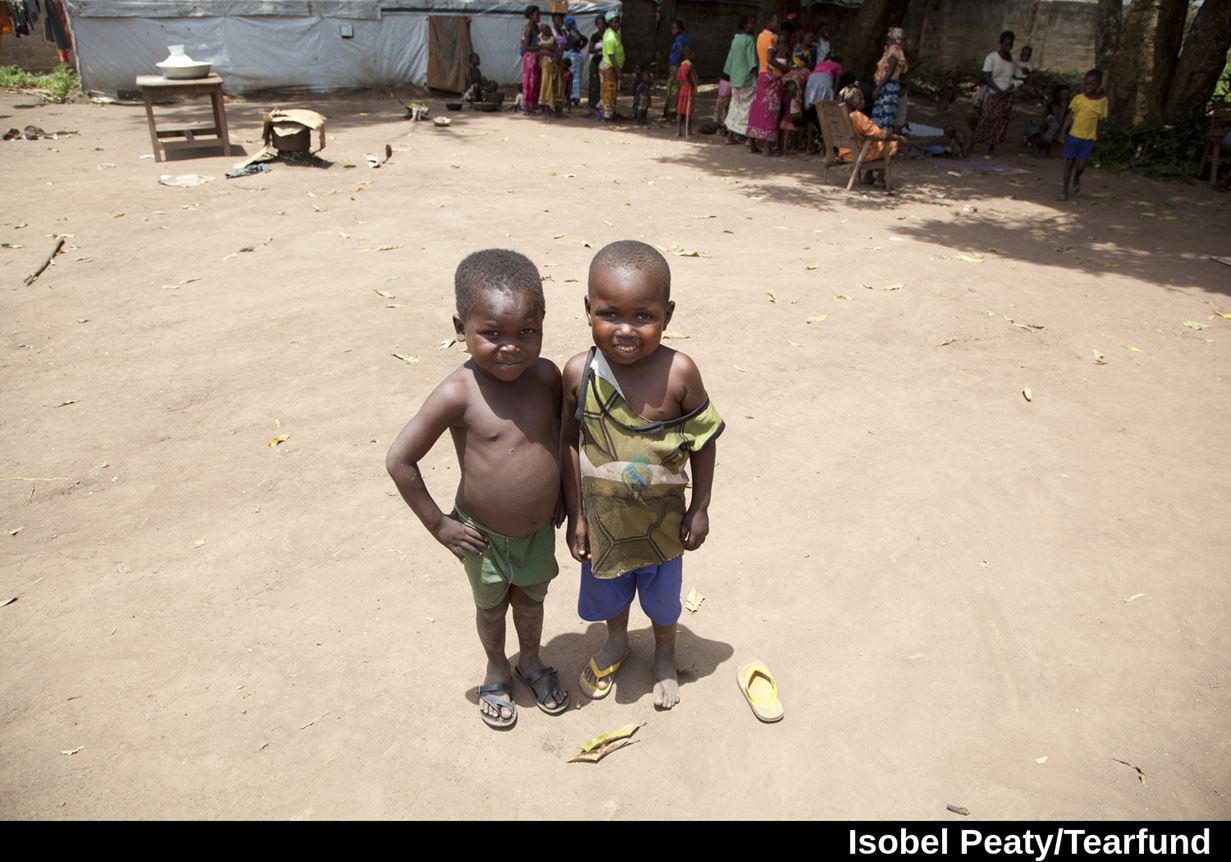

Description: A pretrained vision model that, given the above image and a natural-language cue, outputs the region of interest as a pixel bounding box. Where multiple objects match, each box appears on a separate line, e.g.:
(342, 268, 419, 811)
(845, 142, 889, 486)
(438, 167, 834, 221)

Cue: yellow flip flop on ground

(737, 660, 784, 723)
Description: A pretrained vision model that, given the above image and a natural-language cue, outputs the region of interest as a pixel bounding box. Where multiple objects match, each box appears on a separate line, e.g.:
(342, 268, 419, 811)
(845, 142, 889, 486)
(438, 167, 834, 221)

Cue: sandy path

(2, 90, 1229, 819)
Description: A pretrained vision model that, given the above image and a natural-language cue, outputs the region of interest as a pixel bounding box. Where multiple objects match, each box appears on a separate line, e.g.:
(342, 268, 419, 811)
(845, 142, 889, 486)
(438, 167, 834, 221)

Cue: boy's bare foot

(653, 649, 680, 710)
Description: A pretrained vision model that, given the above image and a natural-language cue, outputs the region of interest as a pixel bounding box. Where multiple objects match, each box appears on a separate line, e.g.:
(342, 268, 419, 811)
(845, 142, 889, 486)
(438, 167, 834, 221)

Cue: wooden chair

(817, 100, 895, 192)
(1199, 102, 1231, 189)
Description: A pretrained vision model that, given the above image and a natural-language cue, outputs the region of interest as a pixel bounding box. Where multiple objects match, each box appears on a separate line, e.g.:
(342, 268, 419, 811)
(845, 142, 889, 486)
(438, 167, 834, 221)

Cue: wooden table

(135, 74, 232, 162)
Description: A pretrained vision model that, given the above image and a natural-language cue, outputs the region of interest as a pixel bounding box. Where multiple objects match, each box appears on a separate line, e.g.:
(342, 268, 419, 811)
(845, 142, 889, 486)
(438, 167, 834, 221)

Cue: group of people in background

(495, 7, 1109, 197)
(515, 6, 625, 120)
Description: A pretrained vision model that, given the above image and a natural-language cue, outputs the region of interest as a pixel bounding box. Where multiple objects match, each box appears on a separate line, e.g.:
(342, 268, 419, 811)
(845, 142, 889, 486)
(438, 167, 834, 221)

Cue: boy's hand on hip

(567, 517, 590, 562)
(681, 508, 709, 551)
(432, 515, 488, 560)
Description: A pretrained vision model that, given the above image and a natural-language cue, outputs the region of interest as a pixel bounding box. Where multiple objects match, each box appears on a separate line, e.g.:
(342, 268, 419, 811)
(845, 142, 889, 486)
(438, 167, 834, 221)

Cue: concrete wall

(1, 33, 68, 72)
(617, 0, 1097, 83)
(905, 0, 1096, 74)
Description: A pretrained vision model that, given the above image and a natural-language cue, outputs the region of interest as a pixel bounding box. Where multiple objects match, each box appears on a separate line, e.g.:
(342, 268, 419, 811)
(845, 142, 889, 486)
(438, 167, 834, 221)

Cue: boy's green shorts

(453, 504, 559, 609)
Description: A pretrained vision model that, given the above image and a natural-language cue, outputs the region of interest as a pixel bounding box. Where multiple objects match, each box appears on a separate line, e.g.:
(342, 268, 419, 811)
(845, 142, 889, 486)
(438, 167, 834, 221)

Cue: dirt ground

(2, 86, 1229, 821)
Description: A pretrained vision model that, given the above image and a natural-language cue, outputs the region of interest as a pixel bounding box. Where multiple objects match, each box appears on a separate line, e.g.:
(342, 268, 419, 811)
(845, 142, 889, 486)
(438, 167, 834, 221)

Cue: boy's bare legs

(652, 621, 680, 709)
(1061, 157, 1076, 200)
(581, 605, 630, 692)
(509, 586, 566, 709)
(476, 597, 513, 722)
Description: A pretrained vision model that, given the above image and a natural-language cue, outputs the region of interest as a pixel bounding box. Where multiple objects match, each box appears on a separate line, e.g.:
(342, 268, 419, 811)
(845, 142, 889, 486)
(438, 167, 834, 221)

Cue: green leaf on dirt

(1183, 321, 1207, 330)
(570, 722, 644, 763)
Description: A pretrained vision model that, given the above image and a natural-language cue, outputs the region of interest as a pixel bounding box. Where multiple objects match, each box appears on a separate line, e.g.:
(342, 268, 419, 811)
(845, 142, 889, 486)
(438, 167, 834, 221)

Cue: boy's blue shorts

(578, 557, 683, 626)
(1064, 135, 1095, 161)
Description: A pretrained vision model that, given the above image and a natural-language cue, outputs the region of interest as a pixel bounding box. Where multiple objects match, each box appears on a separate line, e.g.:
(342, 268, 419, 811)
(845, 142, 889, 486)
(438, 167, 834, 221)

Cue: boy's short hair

(589, 240, 671, 302)
(455, 249, 545, 321)
(1085, 68, 1104, 83)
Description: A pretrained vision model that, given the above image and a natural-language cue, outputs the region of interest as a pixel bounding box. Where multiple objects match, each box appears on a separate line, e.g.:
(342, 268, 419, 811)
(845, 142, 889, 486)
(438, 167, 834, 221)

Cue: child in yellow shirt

(1061, 69, 1109, 200)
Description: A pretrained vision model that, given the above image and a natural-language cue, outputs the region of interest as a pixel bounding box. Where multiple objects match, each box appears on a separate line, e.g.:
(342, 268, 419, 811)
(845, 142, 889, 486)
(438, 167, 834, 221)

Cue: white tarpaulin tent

(63, 1, 622, 95)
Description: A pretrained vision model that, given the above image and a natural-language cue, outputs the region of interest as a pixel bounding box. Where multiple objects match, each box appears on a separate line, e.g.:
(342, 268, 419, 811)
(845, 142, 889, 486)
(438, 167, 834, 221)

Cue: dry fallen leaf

(375, 289, 396, 299)
(54, 399, 79, 408)
(684, 587, 705, 613)
(392, 353, 421, 365)
(833, 294, 852, 301)
(947, 805, 971, 816)
(939, 337, 957, 346)
(865, 282, 903, 291)
(194, 539, 206, 549)
(766, 290, 777, 303)
(8, 527, 22, 536)
(61, 746, 83, 756)
(662, 331, 690, 340)
(439, 339, 456, 350)
(268, 434, 289, 447)
(806, 315, 828, 324)
(805, 264, 817, 271)
(1093, 350, 1108, 366)
(1183, 321, 1207, 330)
(376, 244, 400, 252)
(1022, 388, 1033, 402)
(1215, 312, 1231, 320)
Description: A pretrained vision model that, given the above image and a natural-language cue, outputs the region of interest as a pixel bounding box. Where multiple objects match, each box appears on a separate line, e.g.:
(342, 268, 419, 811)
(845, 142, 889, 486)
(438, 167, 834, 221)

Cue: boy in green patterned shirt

(561, 241, 724, 711)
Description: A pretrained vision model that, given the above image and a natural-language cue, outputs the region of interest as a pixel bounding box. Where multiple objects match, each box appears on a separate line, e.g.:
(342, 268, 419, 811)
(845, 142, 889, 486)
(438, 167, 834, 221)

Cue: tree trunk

(842, 0, 912, 83)
(1164, 0, 1231, 121)
(1095, 0, 1122, 77)
(1109, 0, 1189, 127)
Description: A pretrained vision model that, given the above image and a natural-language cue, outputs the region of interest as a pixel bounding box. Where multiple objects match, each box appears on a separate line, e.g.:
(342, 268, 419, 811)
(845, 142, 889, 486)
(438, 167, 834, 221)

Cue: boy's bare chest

(616, 376, 685, 423)
(466, 391, 553, 444)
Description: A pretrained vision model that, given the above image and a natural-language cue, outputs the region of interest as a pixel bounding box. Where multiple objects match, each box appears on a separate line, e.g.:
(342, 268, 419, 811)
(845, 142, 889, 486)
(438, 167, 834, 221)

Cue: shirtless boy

(386, 249, 568, 729)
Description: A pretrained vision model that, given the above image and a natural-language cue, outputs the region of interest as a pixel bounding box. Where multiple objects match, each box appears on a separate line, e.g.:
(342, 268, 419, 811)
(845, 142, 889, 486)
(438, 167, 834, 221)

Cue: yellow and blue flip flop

(737, 660, 784, 723)
(579, 654, 624, 700)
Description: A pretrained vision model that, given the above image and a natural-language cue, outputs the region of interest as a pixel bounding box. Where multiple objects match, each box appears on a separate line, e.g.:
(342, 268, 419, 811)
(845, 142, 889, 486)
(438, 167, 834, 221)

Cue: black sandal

(516, 666, 569, 716)
(477, 682, 517, 730)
